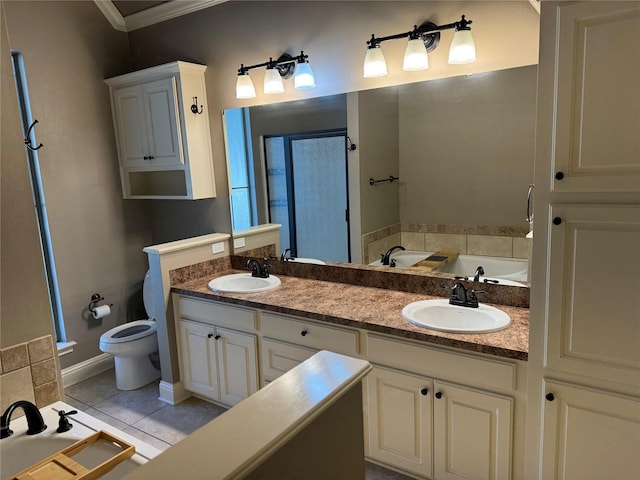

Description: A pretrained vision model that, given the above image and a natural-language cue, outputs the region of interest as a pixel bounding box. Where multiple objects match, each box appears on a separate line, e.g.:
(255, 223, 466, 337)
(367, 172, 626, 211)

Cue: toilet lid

(100, 319, 157, 344)
(142, 269, 157, 320)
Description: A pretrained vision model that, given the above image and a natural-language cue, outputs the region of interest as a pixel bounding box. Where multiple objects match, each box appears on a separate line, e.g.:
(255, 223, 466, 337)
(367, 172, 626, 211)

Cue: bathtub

(370, 250, 528, 286)
(0, 401, 160, 479)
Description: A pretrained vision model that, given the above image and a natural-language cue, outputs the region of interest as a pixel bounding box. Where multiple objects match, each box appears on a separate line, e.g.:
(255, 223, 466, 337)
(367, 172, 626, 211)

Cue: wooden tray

(410, 251, 459, 271)
(9, 430, 135, 480)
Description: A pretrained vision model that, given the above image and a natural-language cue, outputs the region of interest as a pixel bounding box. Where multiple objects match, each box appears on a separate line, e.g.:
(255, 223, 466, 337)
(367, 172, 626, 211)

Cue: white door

(542, 379, 640, 479)
(179, 320, 219, 400)
(216, 326, 258, 406)
(366, 366, 433, 478)
(433, 381, 513, 480)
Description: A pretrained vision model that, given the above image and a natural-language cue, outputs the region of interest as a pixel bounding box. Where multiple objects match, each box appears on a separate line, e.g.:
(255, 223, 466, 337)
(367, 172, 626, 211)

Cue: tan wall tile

(365, 233, 401, 264)
(400, 232, 425, 251)
(0, 367, 35, 413)
(513, 237, 531, 259)
(0, 344, 29, 372)
(467, 235, 513, 257)
(31, 358, 57, 386)
(424, 233, 467, 253)
(34, 380, 60, 408)
(28, 335, 54, 363)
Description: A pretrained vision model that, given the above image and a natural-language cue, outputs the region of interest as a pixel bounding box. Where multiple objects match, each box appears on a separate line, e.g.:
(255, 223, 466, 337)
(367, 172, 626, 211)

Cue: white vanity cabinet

(175, 296, 258, 406)
(105, 61, 216, 199)
(365, 334, 515, 480)
(259, 311, 360, 384)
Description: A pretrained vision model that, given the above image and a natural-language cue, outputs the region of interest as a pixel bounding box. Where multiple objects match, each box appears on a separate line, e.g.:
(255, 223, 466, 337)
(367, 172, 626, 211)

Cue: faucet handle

(56, 410, 78, 433)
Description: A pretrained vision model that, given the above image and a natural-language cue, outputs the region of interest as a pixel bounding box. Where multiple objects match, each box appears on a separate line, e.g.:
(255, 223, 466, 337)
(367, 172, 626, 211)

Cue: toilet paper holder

(88, 293, 112, 315)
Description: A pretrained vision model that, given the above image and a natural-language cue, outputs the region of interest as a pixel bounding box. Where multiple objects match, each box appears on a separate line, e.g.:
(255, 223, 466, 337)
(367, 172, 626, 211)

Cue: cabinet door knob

(545, 393, 555, 402)
(300, 330, 308, 337)
(207, 333, 214, 338)
(555, 171, 564, 180)
(420, 388, 429, 396)
(214, 334, 221, 340)
(435, 391, 443, 399)
(552, 217, 562, 225)
(143, 156, 150, 160)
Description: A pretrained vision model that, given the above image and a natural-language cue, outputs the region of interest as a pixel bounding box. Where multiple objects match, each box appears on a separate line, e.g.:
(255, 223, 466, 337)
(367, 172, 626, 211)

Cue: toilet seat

(99, 320, 156, 344)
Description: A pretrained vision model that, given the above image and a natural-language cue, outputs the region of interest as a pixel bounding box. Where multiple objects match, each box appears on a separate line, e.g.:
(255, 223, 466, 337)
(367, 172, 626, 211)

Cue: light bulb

(363, 45, 387, 78)
(264, 68, 284, 94)
(448, 29, 476, 64)
(403, 38, 429, 71)
(236, 73, 256, 99)
(294, 62, 316, 89)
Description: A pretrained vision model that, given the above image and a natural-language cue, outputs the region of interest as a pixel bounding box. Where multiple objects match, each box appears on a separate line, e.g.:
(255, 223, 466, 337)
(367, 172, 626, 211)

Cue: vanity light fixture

(236, 51, 316, 99)
(363, 15, 475, 78)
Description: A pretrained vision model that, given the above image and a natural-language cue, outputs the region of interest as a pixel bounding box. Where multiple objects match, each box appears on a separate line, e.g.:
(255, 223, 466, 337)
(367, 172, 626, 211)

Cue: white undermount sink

(208, 273, 281, 293)
(402, 299, 511, 333)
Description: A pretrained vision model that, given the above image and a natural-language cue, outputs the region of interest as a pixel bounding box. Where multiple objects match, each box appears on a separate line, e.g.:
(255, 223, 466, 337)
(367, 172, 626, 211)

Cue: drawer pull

(420, 388, 429, 396)
(300, 329, 308, 337)
(552, 217, 562, 225)
(435, 391, 443, 399)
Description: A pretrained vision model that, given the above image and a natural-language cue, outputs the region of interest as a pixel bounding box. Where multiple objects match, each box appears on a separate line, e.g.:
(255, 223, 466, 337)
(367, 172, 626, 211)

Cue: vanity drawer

(177, 296, 257, 331)
(261, 338, 317, 383)
(260, 312, 359, 356)
(366, 334, 516, 391)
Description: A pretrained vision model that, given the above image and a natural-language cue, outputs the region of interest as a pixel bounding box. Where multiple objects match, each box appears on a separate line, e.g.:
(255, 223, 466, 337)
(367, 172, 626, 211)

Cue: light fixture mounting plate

(275, 53, 295, 79)
(418, 21, 441, 53)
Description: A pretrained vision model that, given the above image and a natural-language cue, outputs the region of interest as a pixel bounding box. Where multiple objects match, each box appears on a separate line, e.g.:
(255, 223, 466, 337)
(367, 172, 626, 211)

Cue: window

(11, 51, 67, 345)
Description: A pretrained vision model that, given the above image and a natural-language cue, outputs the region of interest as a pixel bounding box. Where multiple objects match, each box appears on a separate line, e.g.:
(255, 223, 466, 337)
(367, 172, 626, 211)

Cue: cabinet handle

(300, 330, 308, 337)
(143, 156, 150, 160)
(545, 393, 555, 402)
(555, 171, 564, 180)
(420, 388, 429, 396)
(207, 333, 214, 338)
(435, 391, 443, 399)
(214, 334, 221, 340)
(552, 217, 562, 226)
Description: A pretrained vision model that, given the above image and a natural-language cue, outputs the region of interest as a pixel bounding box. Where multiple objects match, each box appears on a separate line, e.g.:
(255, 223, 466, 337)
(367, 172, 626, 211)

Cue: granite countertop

(172, 270, 529, 361)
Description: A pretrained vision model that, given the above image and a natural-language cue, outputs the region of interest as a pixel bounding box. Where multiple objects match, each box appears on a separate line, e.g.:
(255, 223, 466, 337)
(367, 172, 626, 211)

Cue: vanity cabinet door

(261, 338, 317, 385)
(179, 319, 219, 400)
(433, 381, 513, 480)
(366, 366, 433, 478)
(541, 380, 640, 480)
(216, 326, 258, 406)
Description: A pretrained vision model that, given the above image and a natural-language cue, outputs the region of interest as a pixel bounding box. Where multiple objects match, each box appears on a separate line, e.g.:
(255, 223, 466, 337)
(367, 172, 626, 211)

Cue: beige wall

(127, 1, 540, 241)
(2, 1, 152, 368)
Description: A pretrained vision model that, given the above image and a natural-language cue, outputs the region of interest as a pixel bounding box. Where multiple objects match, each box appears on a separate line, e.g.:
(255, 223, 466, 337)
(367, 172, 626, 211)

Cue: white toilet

(99, 270, 161, 390)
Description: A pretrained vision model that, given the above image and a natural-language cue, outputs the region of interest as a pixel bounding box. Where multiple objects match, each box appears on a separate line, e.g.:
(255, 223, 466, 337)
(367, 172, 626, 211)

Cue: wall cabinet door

(549, 1, 640, 193)
(179, 319, 219, 400)
(433, 381, 513, 480)
(366, 366, 433, 478)
(216, 326, 258, 406)
(546, 204, 640, 386)
(112, 85, 148, 169)
(541, 380, 640, 479)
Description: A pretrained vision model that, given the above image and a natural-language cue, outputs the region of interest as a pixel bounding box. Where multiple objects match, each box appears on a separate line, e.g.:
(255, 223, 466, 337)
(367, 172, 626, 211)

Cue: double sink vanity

(168, 251, 529, 479)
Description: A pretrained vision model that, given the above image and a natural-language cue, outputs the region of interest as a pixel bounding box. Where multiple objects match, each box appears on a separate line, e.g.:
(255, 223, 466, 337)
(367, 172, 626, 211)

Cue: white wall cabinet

(528, 2, 640, 478)
(366, 366, 513, 480)
(106, 61, 216, 199)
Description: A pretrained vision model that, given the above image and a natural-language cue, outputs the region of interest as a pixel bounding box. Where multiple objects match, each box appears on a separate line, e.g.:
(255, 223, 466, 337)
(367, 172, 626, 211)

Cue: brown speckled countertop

(172, 269, 529, 361)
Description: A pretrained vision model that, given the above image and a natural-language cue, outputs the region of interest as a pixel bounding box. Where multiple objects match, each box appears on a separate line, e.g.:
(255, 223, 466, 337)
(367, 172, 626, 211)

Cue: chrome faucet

(246, 258, 270, 278)
(1, 400, 47, 439)
(381, 245, 405, 266)
(473, 265, 485, 282)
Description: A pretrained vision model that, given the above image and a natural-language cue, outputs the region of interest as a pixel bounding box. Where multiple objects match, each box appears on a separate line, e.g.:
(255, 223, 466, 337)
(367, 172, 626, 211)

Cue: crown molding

(528, 0, 540, 14)
(94, 0, 228, 32)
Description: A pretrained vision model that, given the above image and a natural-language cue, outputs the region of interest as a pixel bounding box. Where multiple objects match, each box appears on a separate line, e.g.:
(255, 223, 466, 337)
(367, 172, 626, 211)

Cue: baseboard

(158, 380, 191, 405)
(61, 353, 114, 388)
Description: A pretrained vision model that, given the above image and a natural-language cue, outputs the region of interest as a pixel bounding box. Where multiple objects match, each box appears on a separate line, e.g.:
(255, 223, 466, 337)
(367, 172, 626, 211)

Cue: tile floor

(64, 369, 413, 479)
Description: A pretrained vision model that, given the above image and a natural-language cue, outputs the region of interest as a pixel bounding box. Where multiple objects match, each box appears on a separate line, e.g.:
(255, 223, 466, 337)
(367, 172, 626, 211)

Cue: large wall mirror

(223, 65, 537, 286)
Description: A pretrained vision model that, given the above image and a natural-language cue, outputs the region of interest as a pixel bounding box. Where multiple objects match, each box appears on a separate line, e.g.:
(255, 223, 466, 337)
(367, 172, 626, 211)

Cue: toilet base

(114, 354, 161, 390)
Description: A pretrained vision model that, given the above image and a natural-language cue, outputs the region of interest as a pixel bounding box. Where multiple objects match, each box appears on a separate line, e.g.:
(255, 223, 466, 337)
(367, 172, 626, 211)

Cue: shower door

(264, 130, 350, 263)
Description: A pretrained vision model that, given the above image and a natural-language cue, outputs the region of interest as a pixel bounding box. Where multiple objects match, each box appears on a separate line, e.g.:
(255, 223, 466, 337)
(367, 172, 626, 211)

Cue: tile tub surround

(0, 335, 62, 412)
(172, 270, 529, 361)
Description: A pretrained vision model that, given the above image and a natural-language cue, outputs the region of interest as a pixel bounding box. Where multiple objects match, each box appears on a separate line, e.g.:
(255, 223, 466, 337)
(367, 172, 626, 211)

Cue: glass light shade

(294, 62, 316, 89)
(363, 46, 387, 78)
(264, 68, 285, 94)
(403, 38, 429, 71)
(236, 74, 256, 99)
(448, 29, 476, 64)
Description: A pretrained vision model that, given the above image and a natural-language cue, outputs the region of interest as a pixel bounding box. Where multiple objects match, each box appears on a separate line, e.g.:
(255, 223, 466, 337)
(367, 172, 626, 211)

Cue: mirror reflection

(223, 65, 537, 285)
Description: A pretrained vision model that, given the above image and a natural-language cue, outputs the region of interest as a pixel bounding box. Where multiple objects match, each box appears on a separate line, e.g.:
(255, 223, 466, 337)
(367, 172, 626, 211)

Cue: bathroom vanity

(171, 271, 529, 479)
